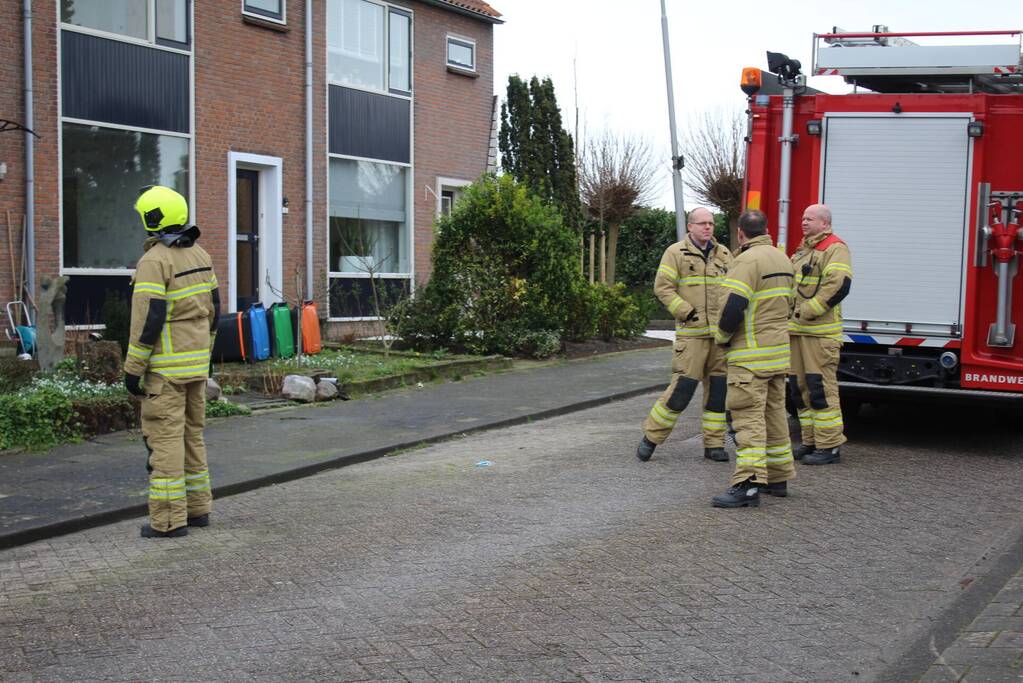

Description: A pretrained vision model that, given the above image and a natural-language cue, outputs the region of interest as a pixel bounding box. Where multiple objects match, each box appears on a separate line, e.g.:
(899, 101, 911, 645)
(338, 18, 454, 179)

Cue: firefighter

(636, 207, 733, 463)
(124, 186, 220, 538)
(789, 203, 852, 465)
(711, 209, 795, 508)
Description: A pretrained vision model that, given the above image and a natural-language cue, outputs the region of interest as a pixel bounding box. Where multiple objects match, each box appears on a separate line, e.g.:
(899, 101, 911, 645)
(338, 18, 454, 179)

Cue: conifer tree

(498, 75, 583, 233)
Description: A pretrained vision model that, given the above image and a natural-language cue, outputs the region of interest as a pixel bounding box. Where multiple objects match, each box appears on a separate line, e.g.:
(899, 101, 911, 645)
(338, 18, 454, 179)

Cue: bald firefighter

(637, 207, 733, 463)
(711, 210, 795, 507)
(124, 186, 220, 538)
(789, 203, 853, 465)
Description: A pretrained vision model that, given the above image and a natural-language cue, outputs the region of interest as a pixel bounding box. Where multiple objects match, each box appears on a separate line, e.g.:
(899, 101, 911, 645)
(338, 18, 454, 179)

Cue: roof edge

(418, 0, 504, 24)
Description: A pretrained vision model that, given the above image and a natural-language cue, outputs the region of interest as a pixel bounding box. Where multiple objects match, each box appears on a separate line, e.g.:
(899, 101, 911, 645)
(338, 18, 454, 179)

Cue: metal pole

(777, 85, 795, 251)
(305, 0, 314, 300)
(660, 0, 686, 241)
(23, 0, 35, 320)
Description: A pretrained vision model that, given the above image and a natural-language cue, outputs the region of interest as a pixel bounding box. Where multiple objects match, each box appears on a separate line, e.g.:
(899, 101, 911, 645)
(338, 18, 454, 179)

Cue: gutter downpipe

(23, 0, 35, 320)
(305, 0, 314, 300)
(659, 0, 686, 242)
(777, 84, 795, 252)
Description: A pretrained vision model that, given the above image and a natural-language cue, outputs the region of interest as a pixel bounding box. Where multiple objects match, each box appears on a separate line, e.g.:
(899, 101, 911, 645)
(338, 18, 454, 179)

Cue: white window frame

(326, 153, 414, 322)
(446, 34, 476, 72)
(242, 0, 287, 25)
(327, 0, 413, 97)
(58, 119, 193, 276)
(59, 0, 191, 50)
(435, 176, 472, 217)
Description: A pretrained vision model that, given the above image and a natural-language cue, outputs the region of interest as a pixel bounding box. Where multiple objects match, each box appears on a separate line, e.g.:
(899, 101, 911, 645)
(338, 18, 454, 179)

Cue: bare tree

(579, 132, 660, 285)
(682, 108, 745, 248)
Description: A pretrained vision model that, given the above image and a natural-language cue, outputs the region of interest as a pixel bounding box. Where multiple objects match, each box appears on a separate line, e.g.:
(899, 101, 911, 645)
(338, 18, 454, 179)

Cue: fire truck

(740, 27, 1023, 405)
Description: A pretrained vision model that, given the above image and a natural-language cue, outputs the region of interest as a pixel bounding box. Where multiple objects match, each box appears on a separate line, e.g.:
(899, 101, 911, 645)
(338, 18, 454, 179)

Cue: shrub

(590, 283, 649, 341)
(615, 207, 679, 289)
(398, 174, 587, 356)
(0, 386, 78, 451)
(206, 399, 252, 418)
(101, 290, 132, 354)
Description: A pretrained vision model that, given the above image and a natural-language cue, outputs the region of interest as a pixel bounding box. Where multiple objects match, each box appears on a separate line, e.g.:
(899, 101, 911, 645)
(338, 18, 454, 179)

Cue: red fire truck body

(743, 29, 1023, 402)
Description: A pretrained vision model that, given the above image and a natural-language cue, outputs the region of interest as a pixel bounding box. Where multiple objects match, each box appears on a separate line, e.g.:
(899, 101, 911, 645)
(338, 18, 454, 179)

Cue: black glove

(685, 309, 699, 322)
(124, 374, 145, 397)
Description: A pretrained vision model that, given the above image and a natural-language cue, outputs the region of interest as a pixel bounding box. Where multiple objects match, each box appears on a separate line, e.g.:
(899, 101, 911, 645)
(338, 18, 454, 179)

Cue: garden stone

(282, 375, 316, 403)
(315, 380, 338, 401)
(206, 378, 222, 402)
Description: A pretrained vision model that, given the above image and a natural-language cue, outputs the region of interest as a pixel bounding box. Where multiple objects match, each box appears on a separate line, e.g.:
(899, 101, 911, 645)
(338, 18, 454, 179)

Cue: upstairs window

(61, 0, 191, 49)
(243, 0, 286, 24)
(446, 35, 475, 72)
(328, 0, 411, 95)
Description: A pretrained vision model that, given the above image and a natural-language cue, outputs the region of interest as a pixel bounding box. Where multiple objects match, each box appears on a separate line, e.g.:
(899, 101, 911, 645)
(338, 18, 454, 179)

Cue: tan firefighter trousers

(643, 337, 728, 448)
(789, 335, 846, 450)
(141, 376, 212, 532)
(726, 368, 795, 486)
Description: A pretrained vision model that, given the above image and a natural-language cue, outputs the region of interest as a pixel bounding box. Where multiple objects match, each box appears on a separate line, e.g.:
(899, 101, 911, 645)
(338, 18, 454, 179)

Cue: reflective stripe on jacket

(653, 236, 732, 339)
(790, 230, 853, 339)
(712, 234, 794, 376)
(125, 234, 219, 382)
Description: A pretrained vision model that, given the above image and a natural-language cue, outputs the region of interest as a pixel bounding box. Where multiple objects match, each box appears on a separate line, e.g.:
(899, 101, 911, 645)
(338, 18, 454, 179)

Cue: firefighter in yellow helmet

(636, 207, 733, 463)
(124, 186, 220, 538)
(711, 209, 795, 507)
(789, 203, 852, 465)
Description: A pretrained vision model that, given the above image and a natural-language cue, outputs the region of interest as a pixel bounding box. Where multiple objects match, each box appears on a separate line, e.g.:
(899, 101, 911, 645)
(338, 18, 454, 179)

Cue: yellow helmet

(135, 185, 188, 232)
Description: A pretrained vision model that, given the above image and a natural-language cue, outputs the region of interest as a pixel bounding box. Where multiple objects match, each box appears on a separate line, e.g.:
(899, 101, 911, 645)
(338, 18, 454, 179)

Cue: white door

(820, 114, 972, 337)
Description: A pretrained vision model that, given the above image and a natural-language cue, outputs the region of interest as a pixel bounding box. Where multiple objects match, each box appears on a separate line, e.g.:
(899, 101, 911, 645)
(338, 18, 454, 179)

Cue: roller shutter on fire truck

(820, 114, 972, 338)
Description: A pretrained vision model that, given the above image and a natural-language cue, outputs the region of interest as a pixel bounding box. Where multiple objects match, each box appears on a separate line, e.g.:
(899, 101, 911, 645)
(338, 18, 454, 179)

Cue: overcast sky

(492, 0, 1022, 210)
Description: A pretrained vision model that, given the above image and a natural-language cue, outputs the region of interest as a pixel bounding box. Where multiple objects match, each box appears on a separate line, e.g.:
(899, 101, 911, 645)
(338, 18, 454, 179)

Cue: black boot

(803, 447, 841, 465)
(762, 481, 788, 497)
(140, 523, 188, 538)
(793, 443, 815, 461)
(636, 437, 656, 462)
(703, 447, 729, 462)
(187, 514, 210, 528)
(712, 479, 760, 508)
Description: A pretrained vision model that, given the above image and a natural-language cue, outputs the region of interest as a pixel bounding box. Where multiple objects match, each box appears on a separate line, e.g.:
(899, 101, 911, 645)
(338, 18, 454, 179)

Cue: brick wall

(410, 2, 495, 285)
(0, 1, 59, 309)
(194, 2, 326, 310)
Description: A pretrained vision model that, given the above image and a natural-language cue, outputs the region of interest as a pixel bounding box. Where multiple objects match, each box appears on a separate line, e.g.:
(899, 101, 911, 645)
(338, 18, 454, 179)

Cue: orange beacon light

(740, 67, 761, 96)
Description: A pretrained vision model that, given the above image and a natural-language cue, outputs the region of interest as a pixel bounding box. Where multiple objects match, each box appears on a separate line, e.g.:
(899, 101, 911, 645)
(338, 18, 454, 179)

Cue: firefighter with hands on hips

(788, 203, 852, 465)
(711, 209, 795, 508)
(637, 207, 733, 463)
(124, 185, 220, 538)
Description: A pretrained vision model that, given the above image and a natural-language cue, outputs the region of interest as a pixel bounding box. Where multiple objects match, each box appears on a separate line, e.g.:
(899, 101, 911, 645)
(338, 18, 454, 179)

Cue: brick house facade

(0, 0, 500, 339)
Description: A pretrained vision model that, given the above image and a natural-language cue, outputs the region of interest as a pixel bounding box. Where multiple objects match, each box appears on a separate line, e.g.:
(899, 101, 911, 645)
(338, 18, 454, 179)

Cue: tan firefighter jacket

(790, 230, 853, 339)
(124, 229, 220, 383)
(712, 234, 794, 376)
(654, 235, 732, 340)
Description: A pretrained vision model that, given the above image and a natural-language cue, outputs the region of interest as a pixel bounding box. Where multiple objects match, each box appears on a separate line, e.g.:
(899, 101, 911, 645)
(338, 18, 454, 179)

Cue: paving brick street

(2, 380, 1023, 681)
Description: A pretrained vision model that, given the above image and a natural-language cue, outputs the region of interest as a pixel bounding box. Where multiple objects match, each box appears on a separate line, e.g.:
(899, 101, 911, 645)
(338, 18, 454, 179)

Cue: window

(436, 179, 471, 218)
(243, 0, 285, 23)
(447, 36, 475, 71)
(328, 158, 409, 319)
(62, 123, 189, 269)
(62, 0, 190, 48)
(328, 0, 411, 94)
(388, 10, 411, 94)
(328, 158, 408, 275)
